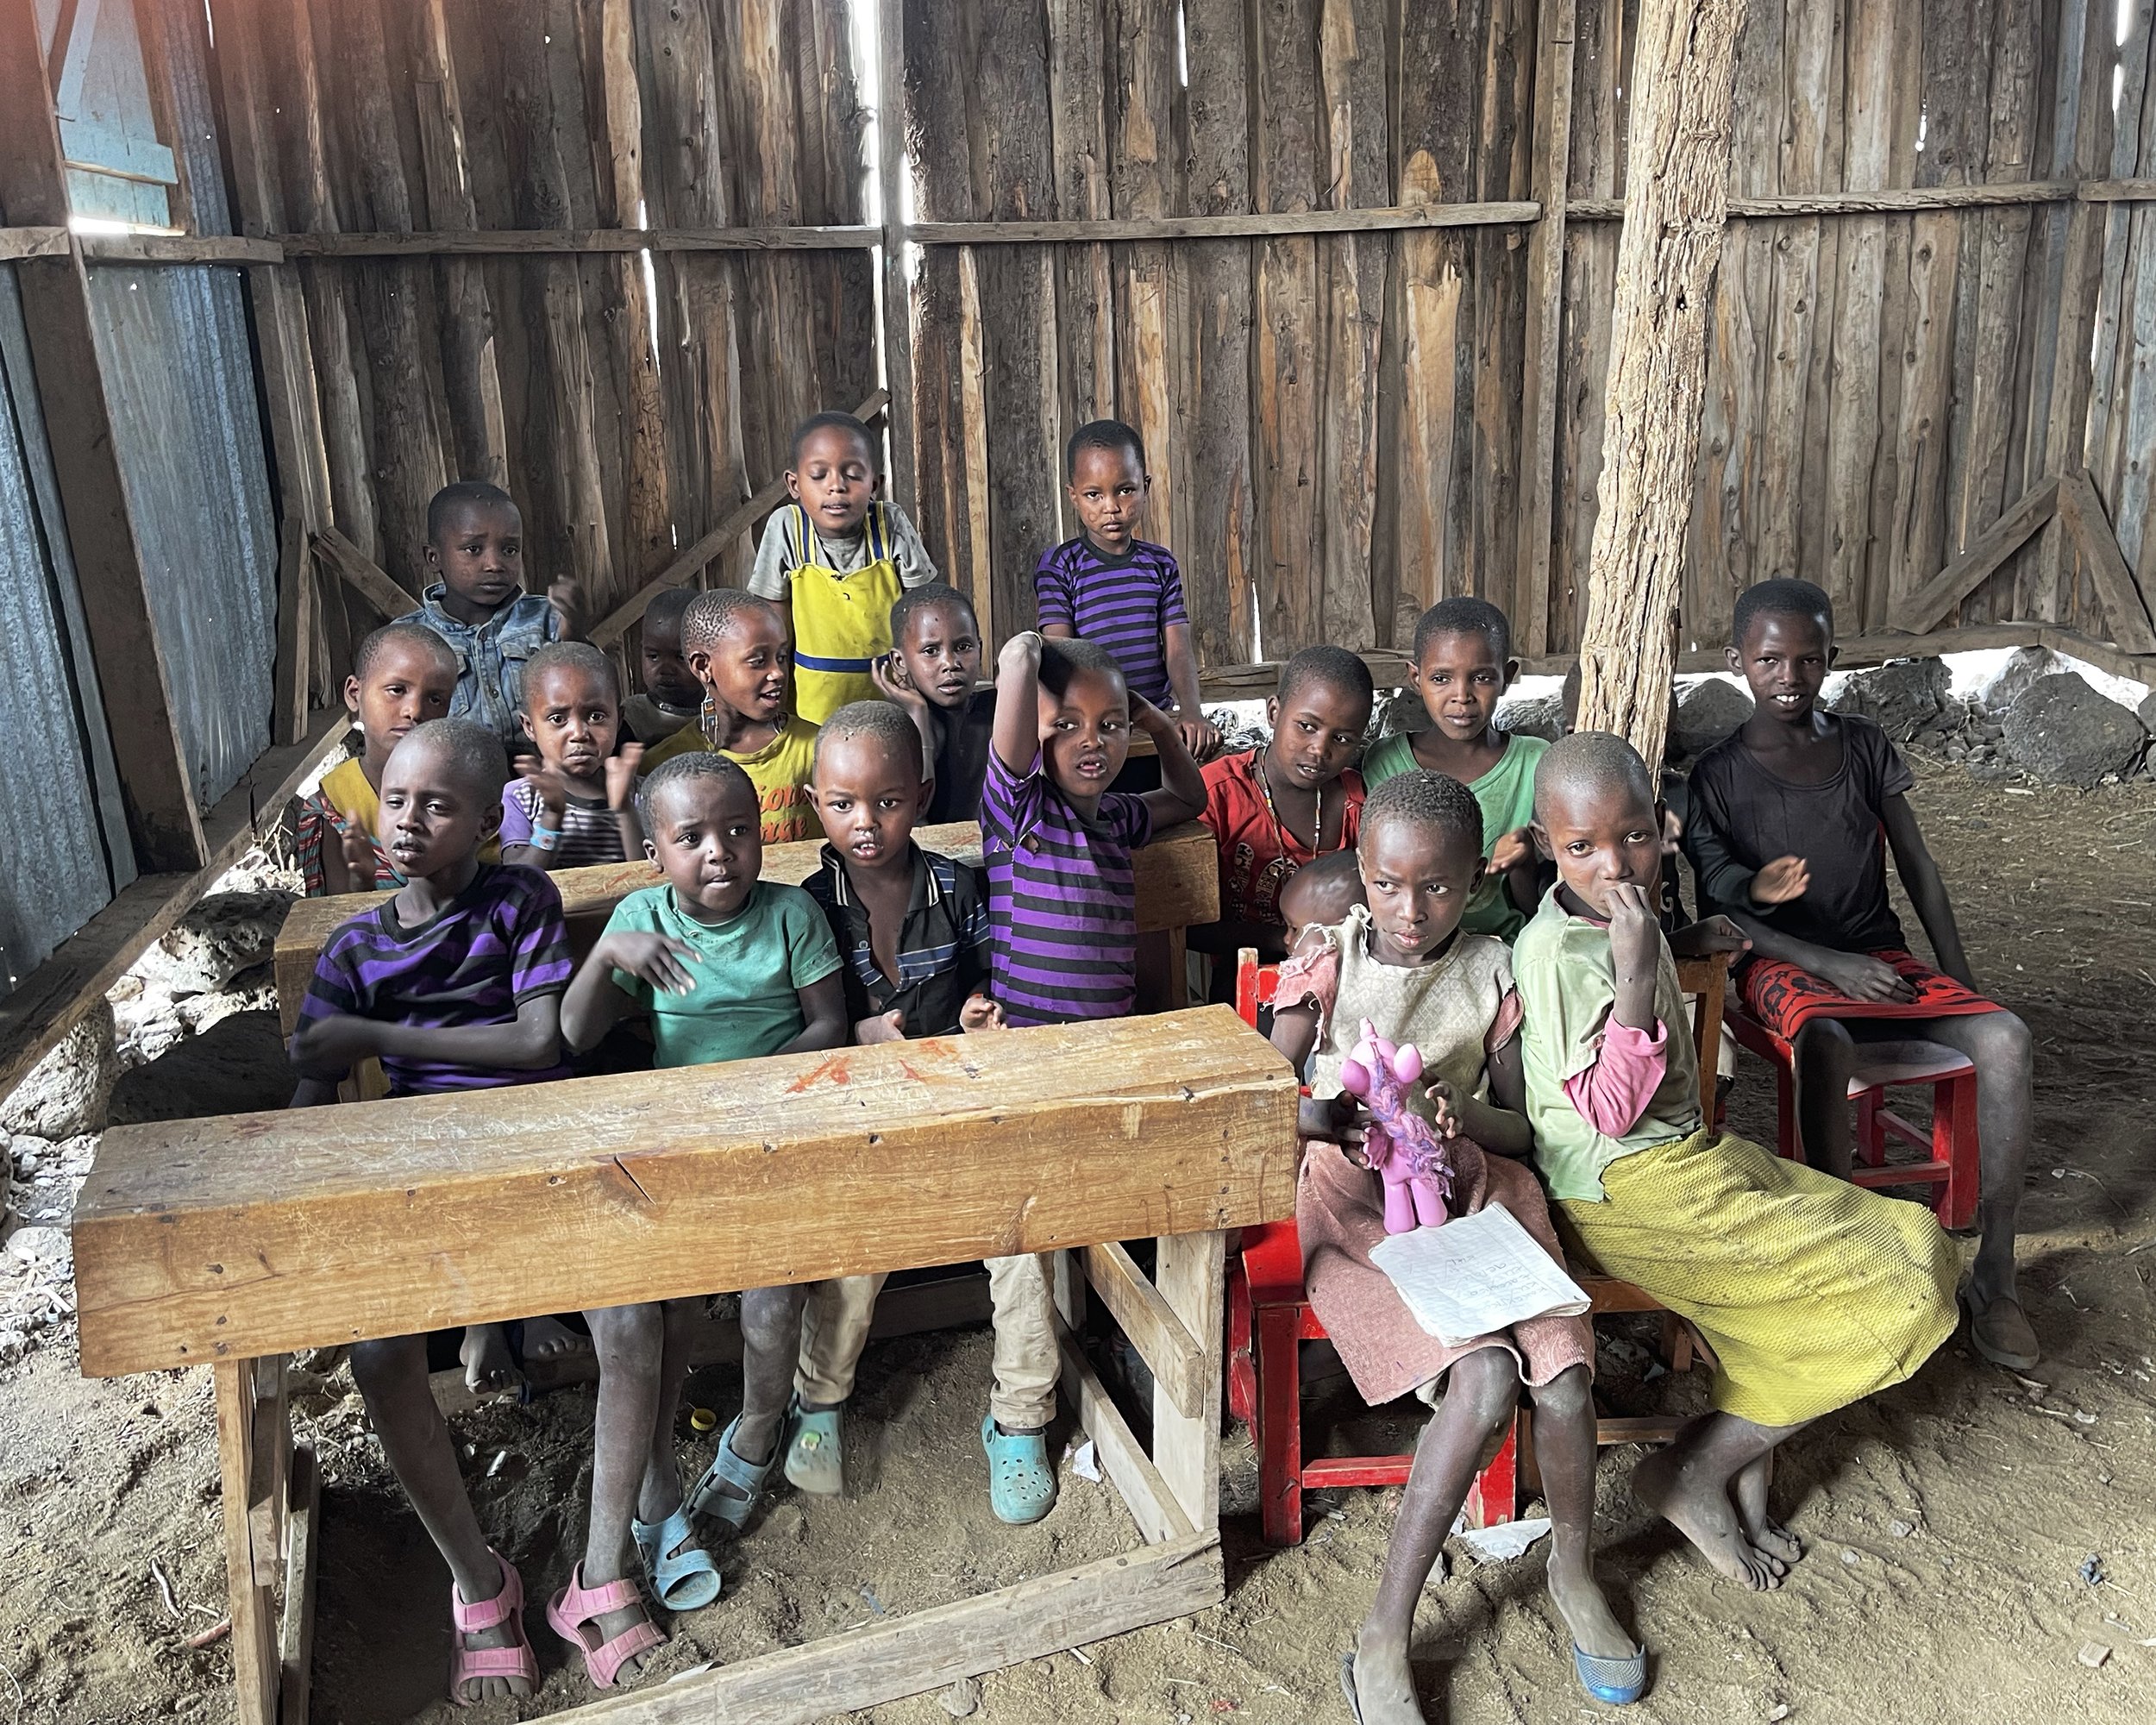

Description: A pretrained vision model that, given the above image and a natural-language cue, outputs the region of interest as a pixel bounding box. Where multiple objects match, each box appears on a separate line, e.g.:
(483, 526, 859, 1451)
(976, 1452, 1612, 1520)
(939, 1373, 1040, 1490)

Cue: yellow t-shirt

(639, 709, 822, 845)
(317, 755, 501, 868)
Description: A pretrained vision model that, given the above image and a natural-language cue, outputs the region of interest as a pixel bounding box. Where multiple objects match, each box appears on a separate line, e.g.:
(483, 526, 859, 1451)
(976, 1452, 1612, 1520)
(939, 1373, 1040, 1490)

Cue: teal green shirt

(1513, 890, 1702, 1202)
(603, 881, 841, 1069)
(1361, 729, 1549, 940)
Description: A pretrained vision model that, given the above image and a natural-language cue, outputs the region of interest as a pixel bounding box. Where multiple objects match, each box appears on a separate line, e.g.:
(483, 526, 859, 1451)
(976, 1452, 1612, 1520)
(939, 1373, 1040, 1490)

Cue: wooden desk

(273, 819, 1220, 1032)
(74, 1007, 1297, 1725)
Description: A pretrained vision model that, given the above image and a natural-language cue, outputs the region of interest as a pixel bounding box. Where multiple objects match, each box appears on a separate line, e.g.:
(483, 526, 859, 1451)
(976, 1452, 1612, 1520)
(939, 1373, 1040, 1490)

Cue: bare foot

(522, 1314, 593, 1364)
(1733, 1452, 1803, 1566)
(1545, 1545, 1634, 1659)
(460, 1324, 518, 1396)
(1349, 1622, 1427, 1724)
(1633, 1448, 1784, 1590)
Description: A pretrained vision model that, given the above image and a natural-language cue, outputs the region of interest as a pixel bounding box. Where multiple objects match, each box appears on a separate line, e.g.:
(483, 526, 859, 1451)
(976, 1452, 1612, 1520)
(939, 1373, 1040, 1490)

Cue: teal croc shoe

(686, 1415, 780, 1532)
(783, 1397, 845, 1496)
(980, 1414, 1057, 1525)
(630, 1504, 721, 1612)
(1573, 1641, 1648, 1705)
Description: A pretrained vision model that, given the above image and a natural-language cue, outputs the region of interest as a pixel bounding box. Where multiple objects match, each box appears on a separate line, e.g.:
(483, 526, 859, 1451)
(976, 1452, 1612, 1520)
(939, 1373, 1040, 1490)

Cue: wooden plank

(0, 225, 70, 259)
(0, 0, 205, 874)
(1109, 0, 1180, 598)
(76, 234, 286, 264)
(567, 1534, 1222, 1725)
(875, 0, 917, 511)
(1568, 181, 2082, 218)
(1517, 0, 1579, 656)
(586, 386, 888, 648)
(1052, 1311, 1196, 1545)
(907, 204, 1543, 242)
(1885, 476, 2059, 633)
(2059, 468, 2156, 653)
(1149, 1231, 1225, 1532)
(311, 525, 411, 623)
(279, 1443, 319, 1725)
(956, 248, 995, 637)
(1044, 0, 1113, 447)
(0, 704, 348, 1101)
(213, 1361, 279, 1725)
(271, 226, 881, 256)
(273, 819, 1220, 1031)
(247, 1354, 291, 1578)
(270, 511, 313, 748)
(75, 1007, 1296, 1377)
(1081, 1242, 1206, 1421)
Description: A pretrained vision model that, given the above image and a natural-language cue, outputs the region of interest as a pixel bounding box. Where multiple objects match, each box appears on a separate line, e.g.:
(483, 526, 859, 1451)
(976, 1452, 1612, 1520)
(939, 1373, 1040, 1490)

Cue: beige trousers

(793, 1254, 1061, 1430)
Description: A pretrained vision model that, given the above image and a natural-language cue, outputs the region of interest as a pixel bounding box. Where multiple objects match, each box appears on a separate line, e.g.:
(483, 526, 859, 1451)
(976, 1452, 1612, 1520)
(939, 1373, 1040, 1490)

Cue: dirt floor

(3, 758, 2153, 1725)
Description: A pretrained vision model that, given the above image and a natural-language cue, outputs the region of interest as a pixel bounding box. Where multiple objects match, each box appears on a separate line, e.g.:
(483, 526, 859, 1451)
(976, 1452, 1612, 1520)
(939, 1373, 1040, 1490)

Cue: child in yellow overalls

(749, 411, 940, 725)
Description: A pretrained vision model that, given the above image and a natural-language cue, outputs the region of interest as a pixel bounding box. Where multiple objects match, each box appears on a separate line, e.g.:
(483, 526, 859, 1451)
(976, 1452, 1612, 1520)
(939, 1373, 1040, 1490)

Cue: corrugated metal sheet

(0, 273, 130, 997)
(88, 262, 279, 809)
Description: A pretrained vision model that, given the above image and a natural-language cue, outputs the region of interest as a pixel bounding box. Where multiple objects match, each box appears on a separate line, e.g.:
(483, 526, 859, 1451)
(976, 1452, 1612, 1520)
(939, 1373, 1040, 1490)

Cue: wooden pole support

(1572, 0, 1743, 768)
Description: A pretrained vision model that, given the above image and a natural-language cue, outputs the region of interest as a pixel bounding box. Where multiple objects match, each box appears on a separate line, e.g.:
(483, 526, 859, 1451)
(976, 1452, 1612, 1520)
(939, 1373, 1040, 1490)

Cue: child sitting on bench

(624, 586, 703, 745)
(561, 752, 846, 1603)
(1683, 579, 2039, 1368)
(297, 622, 460, 896)
(1268, 770, 1643, 1718)
(502, 642, 645, 869)
(287, 719, 669, 1700)
(638, 589, 821, 844)
(1191, 643, 1372, 978)
(1518, 731, 1957, 1595)
(790, 703, 1032, 1510)
(874, 583, 994, 821)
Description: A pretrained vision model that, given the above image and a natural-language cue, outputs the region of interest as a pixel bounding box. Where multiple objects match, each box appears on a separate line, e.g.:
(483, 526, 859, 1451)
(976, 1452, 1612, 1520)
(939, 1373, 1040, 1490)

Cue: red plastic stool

(1724, 1007, 1980, 1230)
(1223, 949, 1520, 1546)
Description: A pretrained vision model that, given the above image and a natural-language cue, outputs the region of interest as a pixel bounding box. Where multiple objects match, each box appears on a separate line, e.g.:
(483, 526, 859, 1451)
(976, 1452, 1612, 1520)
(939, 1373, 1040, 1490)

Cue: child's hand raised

(604, 743, 644, 812)
(871, 652, 929, 712)
(548, 576, 586, 640)
(517, 760, 573, 818)
(1749, 855, 1809, 906)
(1489, 825, 1534, 874)
(855, 1009, 907, 1046)
(959, 994, 1005, 1032)
(598, 932, 700, 995)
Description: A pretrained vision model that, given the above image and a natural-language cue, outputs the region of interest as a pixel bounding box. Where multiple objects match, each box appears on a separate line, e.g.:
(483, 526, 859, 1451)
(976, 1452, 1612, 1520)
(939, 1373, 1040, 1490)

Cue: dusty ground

(2, 761, 2152, 1725)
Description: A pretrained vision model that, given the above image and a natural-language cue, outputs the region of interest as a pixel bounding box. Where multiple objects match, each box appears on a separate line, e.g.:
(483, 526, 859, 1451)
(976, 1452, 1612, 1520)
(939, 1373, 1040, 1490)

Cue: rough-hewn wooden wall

(217, 0, 874, 692)
(900, 0, 2141, 666)
(899, 0, 1538, 668)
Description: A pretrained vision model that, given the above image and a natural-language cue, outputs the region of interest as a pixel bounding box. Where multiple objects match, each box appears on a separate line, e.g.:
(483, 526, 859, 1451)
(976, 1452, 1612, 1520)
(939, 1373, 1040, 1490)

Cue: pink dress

(1282, 911, 1595, 1404)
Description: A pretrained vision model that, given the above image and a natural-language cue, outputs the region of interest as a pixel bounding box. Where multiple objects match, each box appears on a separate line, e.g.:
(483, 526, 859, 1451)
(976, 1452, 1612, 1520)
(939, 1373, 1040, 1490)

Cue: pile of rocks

(0, 850, 298, 1372)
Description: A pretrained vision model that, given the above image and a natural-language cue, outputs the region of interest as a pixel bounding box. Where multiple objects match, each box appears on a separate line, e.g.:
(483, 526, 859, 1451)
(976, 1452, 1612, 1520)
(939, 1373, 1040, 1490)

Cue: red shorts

(1737, 949, 1999, 1041)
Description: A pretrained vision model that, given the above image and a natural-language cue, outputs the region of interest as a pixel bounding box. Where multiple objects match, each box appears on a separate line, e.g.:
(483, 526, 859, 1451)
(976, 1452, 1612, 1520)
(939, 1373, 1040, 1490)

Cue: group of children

(290, 410, 2035, 1716)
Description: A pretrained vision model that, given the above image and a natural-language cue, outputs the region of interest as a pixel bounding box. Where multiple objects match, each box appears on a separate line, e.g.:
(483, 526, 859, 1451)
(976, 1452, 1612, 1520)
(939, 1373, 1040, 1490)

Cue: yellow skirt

(1556, 1129, 1958, 1428)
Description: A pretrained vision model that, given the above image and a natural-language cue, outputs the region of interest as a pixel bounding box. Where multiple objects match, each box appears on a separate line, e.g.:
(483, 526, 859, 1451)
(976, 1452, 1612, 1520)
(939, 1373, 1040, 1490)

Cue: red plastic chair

(1224, 950, 1521, 1546)
(1722, 1007, 1979, 1230)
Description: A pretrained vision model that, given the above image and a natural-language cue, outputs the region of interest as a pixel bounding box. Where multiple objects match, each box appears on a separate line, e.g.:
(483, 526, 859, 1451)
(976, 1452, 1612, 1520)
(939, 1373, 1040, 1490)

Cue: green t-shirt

(1361, 729, 1550, 940)
(1513, 890, 1702, 1202)
(604, 881, 841, 1069)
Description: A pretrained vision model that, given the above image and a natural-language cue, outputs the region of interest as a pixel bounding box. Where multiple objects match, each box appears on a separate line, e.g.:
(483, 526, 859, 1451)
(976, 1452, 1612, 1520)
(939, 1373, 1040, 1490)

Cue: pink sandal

(547, 1562, 665, 1689)
(448, 1550, 539, 1707)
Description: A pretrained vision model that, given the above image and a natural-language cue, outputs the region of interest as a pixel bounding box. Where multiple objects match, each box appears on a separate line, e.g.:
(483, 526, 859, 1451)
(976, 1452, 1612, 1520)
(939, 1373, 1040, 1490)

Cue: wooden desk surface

(273, 819, 1220, 1032)
(74, 1006, 1294, 1377)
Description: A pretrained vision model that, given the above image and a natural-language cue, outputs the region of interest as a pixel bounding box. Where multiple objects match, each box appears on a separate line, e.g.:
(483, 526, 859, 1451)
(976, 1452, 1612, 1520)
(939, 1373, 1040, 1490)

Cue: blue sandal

(783, 1396, 845, 1496)
(686, 1415, 780, 1532)
(631, 1503, 721, 1611)
(1574, 1641, 1648, 1705)
(980, 1414, 1058, 1525)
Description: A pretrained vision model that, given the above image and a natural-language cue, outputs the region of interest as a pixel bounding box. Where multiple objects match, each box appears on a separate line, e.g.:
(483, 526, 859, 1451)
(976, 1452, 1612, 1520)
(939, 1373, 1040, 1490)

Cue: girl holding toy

(1267, 768, 1643, 1721)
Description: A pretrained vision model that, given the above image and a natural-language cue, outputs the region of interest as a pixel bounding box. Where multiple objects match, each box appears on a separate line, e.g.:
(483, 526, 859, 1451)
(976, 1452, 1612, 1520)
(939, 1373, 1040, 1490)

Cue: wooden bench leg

(281, 1442, 320, 1725)
(1151, 1231, 1224, 1532)
(215, 1358, 282, 1725)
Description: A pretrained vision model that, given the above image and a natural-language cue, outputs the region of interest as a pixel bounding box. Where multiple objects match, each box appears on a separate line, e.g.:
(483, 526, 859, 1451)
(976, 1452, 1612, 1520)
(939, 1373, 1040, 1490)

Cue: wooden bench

(74, 1005, 1299, 1725)
(273, 818, 1220, 1032)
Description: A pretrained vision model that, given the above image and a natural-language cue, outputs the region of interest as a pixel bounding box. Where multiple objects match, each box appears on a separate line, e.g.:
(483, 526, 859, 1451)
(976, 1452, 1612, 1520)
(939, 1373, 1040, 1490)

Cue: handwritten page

(1369, 1202, 1590, 1347)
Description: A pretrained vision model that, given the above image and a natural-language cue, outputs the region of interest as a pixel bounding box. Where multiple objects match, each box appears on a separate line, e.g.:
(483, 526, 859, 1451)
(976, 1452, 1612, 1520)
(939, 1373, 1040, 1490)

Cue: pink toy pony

(1338, 1017, 1456, 1233)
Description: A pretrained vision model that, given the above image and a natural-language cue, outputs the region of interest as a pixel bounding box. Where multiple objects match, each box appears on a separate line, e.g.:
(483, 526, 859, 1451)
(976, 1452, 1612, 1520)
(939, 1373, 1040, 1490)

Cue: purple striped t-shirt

(298, 863, 573, 1094)
(980, 749, 1153, 1027)
(499, 778, 628, 869)
(1032, 536, 1188, 706)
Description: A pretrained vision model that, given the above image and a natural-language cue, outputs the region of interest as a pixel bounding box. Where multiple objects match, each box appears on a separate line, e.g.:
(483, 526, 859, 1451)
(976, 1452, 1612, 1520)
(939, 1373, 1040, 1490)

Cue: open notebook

(1369, 1201, 1590, 1348)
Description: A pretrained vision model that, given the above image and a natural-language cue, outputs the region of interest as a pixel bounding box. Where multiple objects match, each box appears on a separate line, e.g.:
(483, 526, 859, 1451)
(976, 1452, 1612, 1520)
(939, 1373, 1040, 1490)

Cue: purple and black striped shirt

(1032, 536, 1188, 707)
(980, 749, 1153, 1028)
(298, 863, 574, 1095)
